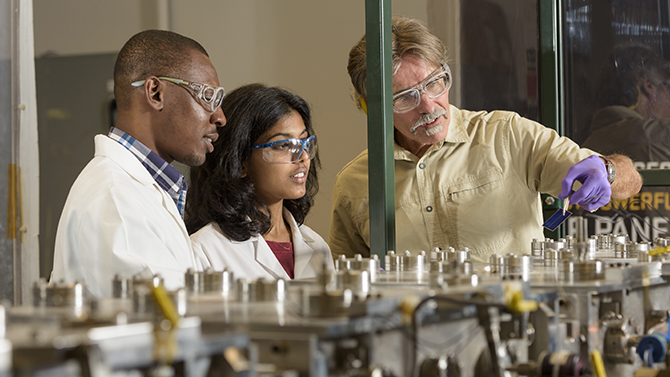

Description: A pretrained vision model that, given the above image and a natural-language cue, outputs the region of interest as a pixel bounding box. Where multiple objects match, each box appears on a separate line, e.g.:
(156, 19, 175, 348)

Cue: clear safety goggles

(249, 135, 317, 164)
(131, 76, 225, 112)
(392, 63, 452, 114)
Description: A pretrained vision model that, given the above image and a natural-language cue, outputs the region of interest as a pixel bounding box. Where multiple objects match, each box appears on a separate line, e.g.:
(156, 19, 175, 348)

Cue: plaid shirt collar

(108, 127, 188, 218)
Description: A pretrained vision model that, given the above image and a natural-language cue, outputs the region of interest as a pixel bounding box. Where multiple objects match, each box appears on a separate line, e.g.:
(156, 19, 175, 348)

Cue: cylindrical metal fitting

(251, 278, 275, 301)
(334, 254, 349, 271)
(386, 251, 403, 271)
(430, 247, 441, 260)
(343, 270, 370, 298)
(545, 239, 567, 252)
(171, 288, 188, 317)
(133, 274, 163, 290)
(185, 268, 204, 293)
(33, 278, 87, 309)
(575, 216, 588, 243)
(447, 248, 470, 264)
(435, 247, 456, 262)
(612, 234, 629, 246)
(460, 261, 473, 275)
(544, 248, 572, 267)
(503, 254, 532, 280)
(655, 237, 670, 248)
(489, 254, 503, 273)
(560, 260, 605, 281)
(531, 239, 544, 258)
(132, 284, 154, 314)
(319, 269, 344, 292)
(430, 260, 445, 273)
(598, 234, 613, 251)
(401, 250, 427, 271)
(317, 289, 353, 317)
(351, 254, 380, 282)
(130, 274, 166, 315)
(254, 278, 287, 302)
(636, 242, 654, 262)
(638, 250, 652, 263)
(206, 269, 234, 295)
(586, 237, 598, 259)
(431, 260, 472, 276)
(112, 274, 133, 299)
(614, 242, 636, 258)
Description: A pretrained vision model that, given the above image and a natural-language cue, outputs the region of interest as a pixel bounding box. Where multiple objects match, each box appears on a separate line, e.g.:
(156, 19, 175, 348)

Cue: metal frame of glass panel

(639, 170, 670, 186)
(539, 0, 567, 238)
(365, 0, 395, 268)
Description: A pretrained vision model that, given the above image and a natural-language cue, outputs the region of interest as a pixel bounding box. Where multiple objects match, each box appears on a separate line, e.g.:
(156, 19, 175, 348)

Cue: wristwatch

(601, 157, 615, 184)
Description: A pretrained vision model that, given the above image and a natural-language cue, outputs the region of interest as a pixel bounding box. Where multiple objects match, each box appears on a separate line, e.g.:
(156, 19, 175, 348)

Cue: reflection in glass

(582, 43, 670, 170)
(458, 0, 539, 120)
(564, 0, 670, 152)
(563, 0, 670, 241)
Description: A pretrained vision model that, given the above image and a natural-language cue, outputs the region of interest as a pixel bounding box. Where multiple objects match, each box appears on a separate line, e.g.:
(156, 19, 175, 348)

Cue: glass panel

(35, 53, 117, 279)
(459, 0, 540, 121)
(563, 0, 670, 240)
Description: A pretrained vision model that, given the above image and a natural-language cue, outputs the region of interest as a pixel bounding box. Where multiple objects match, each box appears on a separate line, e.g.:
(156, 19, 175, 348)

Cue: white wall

(33, 0, 433, 240)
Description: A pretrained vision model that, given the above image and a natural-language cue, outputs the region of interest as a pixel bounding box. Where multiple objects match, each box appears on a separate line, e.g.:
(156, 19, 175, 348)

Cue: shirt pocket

(444, 170, 512, 256)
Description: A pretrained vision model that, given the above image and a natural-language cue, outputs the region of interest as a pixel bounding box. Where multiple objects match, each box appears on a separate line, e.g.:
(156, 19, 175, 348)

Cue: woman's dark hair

(185, 83, 320, 241)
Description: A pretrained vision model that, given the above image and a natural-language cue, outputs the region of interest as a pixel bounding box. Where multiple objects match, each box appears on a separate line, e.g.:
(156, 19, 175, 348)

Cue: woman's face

(245, 110, 311, 207)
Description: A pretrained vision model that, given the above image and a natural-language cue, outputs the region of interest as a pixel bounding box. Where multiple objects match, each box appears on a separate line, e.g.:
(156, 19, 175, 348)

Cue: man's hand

(558, 155, 612, 212)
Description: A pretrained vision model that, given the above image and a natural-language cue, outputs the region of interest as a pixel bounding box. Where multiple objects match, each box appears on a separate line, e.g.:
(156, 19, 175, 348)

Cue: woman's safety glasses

(249, 135, 317, 164)
(131, 77, 225, 113)
(392, 63, 452, 114)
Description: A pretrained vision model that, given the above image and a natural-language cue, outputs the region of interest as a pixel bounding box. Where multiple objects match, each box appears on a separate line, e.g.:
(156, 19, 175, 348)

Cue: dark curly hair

(184, 83, 320, 241)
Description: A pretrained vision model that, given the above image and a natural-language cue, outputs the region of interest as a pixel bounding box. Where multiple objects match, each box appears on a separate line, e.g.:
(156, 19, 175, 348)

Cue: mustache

(410, 108, 447, 134)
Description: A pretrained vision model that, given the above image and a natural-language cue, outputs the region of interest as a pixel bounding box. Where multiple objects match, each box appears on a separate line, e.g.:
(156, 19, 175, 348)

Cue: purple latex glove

(558, 155, 612, 212)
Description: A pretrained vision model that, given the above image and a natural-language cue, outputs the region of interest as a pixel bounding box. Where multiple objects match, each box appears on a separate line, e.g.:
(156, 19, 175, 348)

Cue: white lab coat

(51, 135, 208, 298)
(190, 209, 334, 281)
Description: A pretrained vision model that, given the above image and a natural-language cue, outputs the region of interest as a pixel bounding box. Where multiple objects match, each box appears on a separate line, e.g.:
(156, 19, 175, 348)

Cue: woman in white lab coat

(185, 83, 334, 280)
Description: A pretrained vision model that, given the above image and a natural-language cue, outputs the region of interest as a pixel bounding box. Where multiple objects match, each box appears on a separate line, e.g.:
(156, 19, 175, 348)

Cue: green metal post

(365, 0, 395, 267)
(539, 0, 566, 239)
(638, 170, 670, 186)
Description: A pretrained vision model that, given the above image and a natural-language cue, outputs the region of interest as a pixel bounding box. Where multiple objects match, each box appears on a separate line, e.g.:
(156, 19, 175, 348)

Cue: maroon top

(266, 241, 295, 279)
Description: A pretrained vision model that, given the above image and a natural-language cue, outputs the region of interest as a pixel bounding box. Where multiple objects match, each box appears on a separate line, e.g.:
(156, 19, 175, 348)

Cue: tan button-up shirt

(329, 106, 596, 262)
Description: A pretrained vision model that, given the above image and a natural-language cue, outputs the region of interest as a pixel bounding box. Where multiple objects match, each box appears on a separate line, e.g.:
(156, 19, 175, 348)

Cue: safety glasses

(249, 135, 317, 164)
(392, 63, 452, 114)
(131, 77, 225, 112)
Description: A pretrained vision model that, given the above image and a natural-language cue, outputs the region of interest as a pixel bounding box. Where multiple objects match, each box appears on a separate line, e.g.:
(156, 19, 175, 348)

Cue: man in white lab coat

(51, 30, 226, 298)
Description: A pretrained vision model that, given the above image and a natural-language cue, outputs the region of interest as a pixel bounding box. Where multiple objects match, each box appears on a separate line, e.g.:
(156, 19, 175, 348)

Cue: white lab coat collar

(246, 208, 321, 279)
(95, 135, 194, 264)
(95, 135, 186, 234)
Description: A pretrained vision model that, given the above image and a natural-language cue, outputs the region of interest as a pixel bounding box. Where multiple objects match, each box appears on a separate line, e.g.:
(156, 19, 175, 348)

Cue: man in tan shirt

(329, 16, 642, 262)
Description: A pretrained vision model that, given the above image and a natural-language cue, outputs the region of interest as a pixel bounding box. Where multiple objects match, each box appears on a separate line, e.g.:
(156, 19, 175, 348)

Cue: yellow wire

(629, 86, 642, 110)
(590, 350, 607, 377)
(151, 284, 180, 365)
(649, 245, 670, 256)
